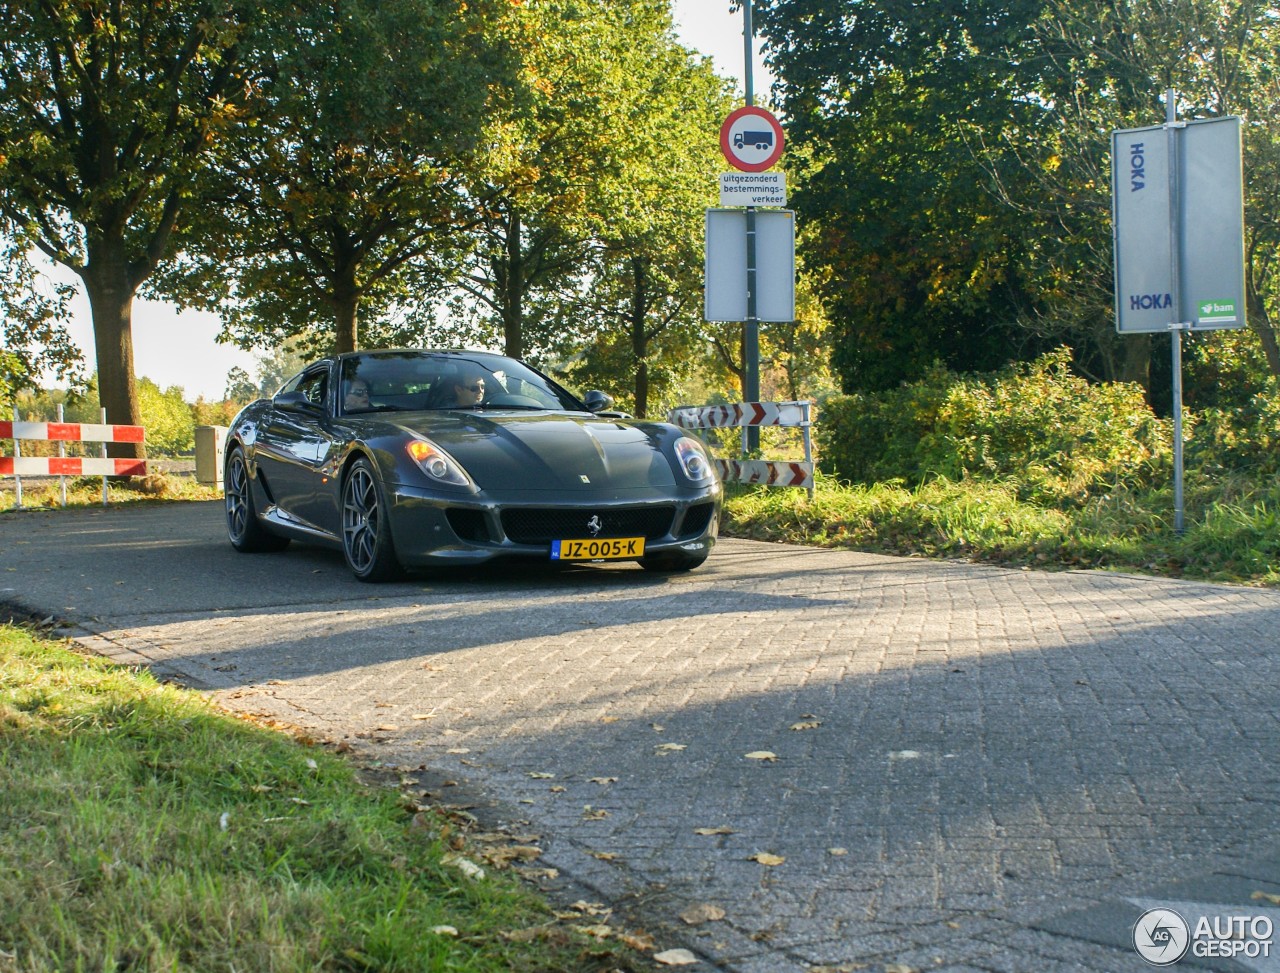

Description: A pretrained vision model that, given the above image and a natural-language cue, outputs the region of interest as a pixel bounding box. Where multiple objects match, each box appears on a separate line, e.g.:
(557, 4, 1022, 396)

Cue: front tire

(341, 458, 405, 582)
(225, 448, 290, 553)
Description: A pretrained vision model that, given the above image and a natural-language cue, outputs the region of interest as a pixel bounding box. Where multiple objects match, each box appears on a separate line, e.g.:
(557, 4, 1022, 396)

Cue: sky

(48, 2, 773, 401)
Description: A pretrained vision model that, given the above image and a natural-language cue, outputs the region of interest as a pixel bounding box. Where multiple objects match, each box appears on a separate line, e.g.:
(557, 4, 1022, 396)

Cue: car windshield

(339, 351, 585, 415)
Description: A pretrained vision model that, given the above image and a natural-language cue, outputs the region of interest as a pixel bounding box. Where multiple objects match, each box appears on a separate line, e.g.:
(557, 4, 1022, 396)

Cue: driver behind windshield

(445, 370, 485, 407)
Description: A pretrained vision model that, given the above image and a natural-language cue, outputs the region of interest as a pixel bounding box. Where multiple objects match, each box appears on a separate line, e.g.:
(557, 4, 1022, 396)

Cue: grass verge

(0, 622, 642, 973)
(722, 473, 1280, 586)
(0, 472, 222, 513)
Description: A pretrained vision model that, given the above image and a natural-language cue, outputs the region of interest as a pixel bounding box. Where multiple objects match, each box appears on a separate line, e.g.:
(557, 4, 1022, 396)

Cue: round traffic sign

(720, 106, 784, 172)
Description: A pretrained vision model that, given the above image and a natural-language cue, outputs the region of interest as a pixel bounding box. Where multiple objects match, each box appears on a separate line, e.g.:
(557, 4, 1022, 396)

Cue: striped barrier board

(0, 456, 148, 477)
(715, 458, 813, 490)
(0, 421, 145, 443)
(2, 418, 148, 501)
(669, 401, 809, 430)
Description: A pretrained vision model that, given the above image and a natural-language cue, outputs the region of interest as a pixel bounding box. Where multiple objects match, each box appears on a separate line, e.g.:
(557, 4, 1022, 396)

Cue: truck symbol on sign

(734, 130, 774, 150)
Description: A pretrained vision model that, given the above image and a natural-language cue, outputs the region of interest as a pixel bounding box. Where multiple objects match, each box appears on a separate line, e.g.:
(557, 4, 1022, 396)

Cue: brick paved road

(3, 502, 1279, 972)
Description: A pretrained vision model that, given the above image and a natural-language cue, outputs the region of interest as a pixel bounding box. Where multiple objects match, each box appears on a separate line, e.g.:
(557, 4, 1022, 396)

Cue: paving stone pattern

(2, 503, 1279, 972)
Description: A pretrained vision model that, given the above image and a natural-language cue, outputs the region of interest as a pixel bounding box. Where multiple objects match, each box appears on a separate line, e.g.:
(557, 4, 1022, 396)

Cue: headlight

(406, 438, 472, 487)
(674, 437, 714, 482)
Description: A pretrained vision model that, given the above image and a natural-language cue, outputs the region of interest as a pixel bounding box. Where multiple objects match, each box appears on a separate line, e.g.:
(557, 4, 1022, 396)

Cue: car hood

(386, 411, 678, 493)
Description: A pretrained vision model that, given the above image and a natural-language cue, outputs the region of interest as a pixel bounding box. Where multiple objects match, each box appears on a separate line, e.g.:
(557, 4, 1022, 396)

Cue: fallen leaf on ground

(828, 847, 849, 856)
(654, 948, 699, 966)
(694, 826, 736, 836)
(591, 851, 619, 861)
(749, 852, 785, 866)
(884, 964, 916, 973)
(1253, 891, 1280, 905)
(790, 720, 822, 731)
(589, 776, 618, 785)
(429, 925, 458, 936)
(581, 806, 610, 820)
(744, 751, 778, 761)
(655, 743, 687, 754)
(528, 771, 555, 779)
(445, 747, 470, 754)
(600, 715, 620, 723)
(619, 929, 656, 950)
(517, 866, 559, 880)
(680, 903, 726, 925)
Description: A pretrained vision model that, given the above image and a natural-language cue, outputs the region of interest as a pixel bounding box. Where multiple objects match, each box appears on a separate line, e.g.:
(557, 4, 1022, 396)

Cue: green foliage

(817, 348, 1171, 503)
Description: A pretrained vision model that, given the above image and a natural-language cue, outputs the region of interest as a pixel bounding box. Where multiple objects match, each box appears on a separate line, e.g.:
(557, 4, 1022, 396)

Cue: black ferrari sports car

(224, 349, 721, 581)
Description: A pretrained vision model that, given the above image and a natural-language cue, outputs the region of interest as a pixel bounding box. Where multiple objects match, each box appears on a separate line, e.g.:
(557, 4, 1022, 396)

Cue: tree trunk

(1119, 332, 1151, 387)
(1247, 280, 1280, 377)
(630, 257, 649, 418)
(80, 241, 144, 460)
(333, 274, 360, 354)
(503, 207, 524, 359)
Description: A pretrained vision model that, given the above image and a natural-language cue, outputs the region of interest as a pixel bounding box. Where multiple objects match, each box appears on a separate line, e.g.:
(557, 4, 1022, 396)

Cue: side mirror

(274, 390, 320, 413)
(582, 390, 614, 414)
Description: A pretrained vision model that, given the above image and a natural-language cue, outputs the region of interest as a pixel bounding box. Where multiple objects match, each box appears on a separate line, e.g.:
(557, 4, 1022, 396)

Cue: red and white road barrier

(669, 400, 815, 495)
(668, 401, 809, 430)
(715, 458, 813, 490)
(2, 414, 147, 506)
(0, 420, 145, 444)
(0, 456, 148, 477)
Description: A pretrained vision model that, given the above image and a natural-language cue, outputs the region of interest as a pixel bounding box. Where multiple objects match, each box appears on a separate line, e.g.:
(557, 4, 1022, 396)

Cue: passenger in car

(344, 379, 372, 412)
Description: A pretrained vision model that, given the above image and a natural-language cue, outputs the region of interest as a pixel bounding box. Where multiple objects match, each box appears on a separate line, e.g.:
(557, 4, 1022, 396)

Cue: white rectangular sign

(1112, 116, 1246, 333)
(719, 172, 786, 207)
(704, 209, 796, 322)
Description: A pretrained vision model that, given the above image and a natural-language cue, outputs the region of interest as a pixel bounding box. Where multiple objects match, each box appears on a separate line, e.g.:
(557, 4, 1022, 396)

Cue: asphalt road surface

(3, 501, 1280, 973)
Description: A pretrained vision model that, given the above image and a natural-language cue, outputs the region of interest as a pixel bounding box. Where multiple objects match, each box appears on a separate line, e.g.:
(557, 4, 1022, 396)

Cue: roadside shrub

(1185, 378, 1280, 477)
(817, 348, 1172, 503)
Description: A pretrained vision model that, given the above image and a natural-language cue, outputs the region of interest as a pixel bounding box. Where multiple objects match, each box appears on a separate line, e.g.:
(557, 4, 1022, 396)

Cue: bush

(818, 348, 1173, 503)
(1185, 378, 1280, 477)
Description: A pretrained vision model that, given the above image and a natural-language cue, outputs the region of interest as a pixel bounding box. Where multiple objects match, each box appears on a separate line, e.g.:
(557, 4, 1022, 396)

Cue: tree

(444, 0, 715, 366)
(750, 0, 1047, 393)
(163, 0, 517, 356)
(967, 0, 1280, 388)
(0, 0, 267, 451)
(567, 7, 735, 416)
(754, 0, 1280, 395)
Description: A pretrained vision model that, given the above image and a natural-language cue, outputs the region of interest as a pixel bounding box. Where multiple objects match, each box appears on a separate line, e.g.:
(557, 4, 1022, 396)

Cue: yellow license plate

(550, 537, 645, 561)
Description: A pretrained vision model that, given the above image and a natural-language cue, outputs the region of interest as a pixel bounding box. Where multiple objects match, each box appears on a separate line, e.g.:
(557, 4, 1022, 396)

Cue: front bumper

(385, 483, 721, 568)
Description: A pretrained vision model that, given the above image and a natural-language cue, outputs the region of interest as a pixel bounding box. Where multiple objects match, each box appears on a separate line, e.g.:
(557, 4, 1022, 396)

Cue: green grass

(0, 624, 642, 973)
(722, 472, 1280, 586)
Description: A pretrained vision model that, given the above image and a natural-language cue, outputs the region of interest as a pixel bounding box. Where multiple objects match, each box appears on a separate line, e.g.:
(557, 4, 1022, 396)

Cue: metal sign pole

(743, 0, 760, 453)
(1166, 88, 1186, 533)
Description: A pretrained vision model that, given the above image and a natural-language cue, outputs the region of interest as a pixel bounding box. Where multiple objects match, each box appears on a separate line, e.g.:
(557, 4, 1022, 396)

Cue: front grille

(502, 506, 675, 544)
(678, 501, 716, 538)
(446, 508, 491, 543)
